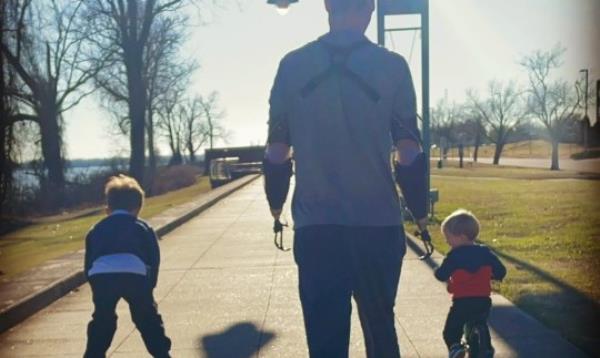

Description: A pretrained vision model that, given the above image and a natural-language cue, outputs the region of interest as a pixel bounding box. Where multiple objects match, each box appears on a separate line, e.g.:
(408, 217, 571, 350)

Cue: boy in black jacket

(434, 209, 506, 358)
(84, 175, 171, 358)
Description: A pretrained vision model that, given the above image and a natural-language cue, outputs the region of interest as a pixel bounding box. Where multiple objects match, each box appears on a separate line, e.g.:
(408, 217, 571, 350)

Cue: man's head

(325, 0, 375, 33)
(441, 209, 480, 248)
(105, 174, 145, 215)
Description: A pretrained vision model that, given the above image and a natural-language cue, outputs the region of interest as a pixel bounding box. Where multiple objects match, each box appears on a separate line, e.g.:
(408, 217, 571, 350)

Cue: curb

(0, 174, 260, 334)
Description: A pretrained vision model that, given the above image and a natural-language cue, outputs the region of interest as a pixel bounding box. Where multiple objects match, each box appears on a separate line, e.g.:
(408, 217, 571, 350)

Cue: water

(13, 165, 125, 188)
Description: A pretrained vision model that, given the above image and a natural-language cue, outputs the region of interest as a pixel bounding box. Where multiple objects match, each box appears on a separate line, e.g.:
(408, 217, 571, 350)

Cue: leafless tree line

(1, 0, 227, 210)
(431, 44, 593, 170)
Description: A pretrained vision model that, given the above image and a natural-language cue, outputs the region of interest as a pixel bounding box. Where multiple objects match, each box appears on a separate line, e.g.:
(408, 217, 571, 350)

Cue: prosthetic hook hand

(263, 157, 293, 251)
(394, 153, 434, 260)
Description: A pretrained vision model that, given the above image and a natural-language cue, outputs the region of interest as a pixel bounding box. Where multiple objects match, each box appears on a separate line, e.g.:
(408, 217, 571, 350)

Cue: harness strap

(301, 40, 381, 102)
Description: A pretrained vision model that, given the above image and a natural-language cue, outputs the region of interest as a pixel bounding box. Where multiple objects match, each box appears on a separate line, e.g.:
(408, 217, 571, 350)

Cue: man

(263, 0, 429, 357)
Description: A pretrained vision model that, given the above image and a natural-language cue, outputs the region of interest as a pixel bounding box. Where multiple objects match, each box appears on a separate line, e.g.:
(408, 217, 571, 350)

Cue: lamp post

(580, 69, 589, 151)
(267, 0, 299, 15)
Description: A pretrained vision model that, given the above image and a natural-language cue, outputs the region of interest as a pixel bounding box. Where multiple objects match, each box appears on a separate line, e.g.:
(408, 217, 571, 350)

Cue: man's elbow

(266, 143, 291, 164)
(396, 139, 422, 166)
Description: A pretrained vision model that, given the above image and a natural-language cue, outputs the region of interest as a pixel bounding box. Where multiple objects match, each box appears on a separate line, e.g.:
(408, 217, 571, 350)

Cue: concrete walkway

(0, 180, 587, 357)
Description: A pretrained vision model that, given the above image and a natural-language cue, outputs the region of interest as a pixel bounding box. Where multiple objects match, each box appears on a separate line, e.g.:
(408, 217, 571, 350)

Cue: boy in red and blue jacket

(435, 209, 506, 358)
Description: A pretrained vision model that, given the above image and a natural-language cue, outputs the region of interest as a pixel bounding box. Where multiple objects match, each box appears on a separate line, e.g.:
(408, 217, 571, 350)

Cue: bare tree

(199, 91, 227, 149)
(467, 80, 527, 165)
(431, 94, 462, 158)
(144, 15, 196, 186)
(465, 113, 486, 162)
(1, 0, 100, 204)
(520, 45, 582, 170)
(179, 96, 208, 162)
(0, 0, 19, 210)
(83, 0, 192, 184)
(156, 87, 185, 166)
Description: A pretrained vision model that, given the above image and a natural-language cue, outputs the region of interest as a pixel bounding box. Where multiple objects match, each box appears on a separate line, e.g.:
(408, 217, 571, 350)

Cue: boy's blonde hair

(441, 209, 480, 241)
(105, 174, 145, 212)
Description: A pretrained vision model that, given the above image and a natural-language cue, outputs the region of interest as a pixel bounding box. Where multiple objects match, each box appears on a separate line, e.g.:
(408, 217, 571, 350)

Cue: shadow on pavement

(491, 250, 600, 357)
(200, 321, 275, 358)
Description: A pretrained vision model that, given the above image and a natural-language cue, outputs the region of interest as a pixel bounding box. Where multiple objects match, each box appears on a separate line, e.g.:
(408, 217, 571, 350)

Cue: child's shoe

(481, 347, 495, 357)
(448, 343, 466, 358)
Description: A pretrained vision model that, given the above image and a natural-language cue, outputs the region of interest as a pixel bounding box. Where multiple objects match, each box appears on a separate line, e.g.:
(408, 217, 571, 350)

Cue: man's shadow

(200, 321, 276, 358)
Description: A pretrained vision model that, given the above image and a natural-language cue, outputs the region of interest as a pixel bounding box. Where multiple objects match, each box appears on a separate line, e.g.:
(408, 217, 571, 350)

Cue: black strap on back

(301, 40, 381, 102)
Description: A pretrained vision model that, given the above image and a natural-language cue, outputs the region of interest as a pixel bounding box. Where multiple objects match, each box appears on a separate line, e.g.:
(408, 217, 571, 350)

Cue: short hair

(105, 174, 145, 212)
(441, 209, 480, 241)
(327, 0, 372, 14)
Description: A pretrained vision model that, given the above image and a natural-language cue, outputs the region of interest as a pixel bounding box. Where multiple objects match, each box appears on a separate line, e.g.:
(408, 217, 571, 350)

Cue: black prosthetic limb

(263, 158, 293, 251)
(394, 152, 434, 259)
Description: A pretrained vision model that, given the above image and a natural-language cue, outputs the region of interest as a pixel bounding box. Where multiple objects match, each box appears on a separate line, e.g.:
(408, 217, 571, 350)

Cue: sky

(63, 0, 600, 159)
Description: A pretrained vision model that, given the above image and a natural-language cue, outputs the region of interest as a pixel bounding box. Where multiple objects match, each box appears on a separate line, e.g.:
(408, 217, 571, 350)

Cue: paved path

(447, 157, 600, 173)
(0, 180, 586, 357)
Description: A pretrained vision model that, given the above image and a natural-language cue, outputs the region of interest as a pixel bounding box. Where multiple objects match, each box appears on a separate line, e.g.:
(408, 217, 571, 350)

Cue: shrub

(570, 150, 600, 160)
(150, 165, 200, 196)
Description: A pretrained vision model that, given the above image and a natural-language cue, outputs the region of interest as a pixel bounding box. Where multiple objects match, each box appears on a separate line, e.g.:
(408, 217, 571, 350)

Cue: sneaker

(481, 347, 495, 358)
(449, 343, 466, 358)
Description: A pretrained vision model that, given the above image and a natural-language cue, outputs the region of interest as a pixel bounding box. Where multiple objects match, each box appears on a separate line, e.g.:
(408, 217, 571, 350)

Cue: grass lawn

(0, 176, 211, 280)
(431, 139, 594, 159)
(415, 164, 600, 356)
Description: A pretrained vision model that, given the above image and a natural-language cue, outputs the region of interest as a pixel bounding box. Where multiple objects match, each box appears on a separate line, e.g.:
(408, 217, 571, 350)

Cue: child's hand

(447, 279, 454, 293)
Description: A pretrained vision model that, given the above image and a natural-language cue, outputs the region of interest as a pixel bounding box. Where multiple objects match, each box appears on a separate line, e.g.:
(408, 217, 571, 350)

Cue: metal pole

(377, 0, 385, 46)
(597, 79, 600, 125)
(580, 69, 589, 151)
(421, 0, 431, 216)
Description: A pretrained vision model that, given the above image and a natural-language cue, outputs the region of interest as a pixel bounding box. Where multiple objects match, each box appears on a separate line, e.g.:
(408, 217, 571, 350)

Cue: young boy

(84, 175, 171, 358)
(434, 209, 506, 358)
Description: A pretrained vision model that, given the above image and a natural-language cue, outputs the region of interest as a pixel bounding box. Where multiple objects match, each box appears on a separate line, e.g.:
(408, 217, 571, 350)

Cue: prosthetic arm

(263, 155, 293, 251)
(392, 112, 434, 258)
(263, 156, 293, 213)
(394, 152, 428, 221)
(264, 108, 293, 251)
(395, 152, 434, 259)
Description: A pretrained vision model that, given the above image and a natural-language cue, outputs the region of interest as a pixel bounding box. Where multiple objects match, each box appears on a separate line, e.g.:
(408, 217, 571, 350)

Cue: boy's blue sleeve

(434, 254, 454, 281)
(84, 231, 92, 280)
(489, 250, 507, 281)
(145, 227, 161, 288)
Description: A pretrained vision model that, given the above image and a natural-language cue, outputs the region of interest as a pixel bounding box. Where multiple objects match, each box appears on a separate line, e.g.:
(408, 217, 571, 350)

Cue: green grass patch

(0, 176, 211, 279)
(431, 140, 595, 160)
(431, 159, 600, 180)
(416, 170, 600, 356)
(571, 149, 600, 160)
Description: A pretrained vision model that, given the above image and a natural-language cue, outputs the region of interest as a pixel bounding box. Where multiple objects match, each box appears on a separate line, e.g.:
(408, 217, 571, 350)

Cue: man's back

(271, 31, 417, 228)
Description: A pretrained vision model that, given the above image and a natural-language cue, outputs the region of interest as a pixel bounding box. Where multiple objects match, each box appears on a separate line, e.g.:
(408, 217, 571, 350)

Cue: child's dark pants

(294, 225, 406, 358)
(84, 274, 171, 358)
(443, 297, 492, 349)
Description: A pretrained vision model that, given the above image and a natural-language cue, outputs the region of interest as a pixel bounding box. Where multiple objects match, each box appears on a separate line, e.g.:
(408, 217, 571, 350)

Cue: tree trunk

(550, 139, 560, 170)
(188, 141, 196, 163)
(0, 32, 9, 211)
(126, 53, 146, 184)
(169, 150, 183, 166)
(146, 109, 156, 194)
(492, 141, 504, 165)
(473, 131, 481, 162)
(38, 100, 65, 206)
(208, 117, 214, 149)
